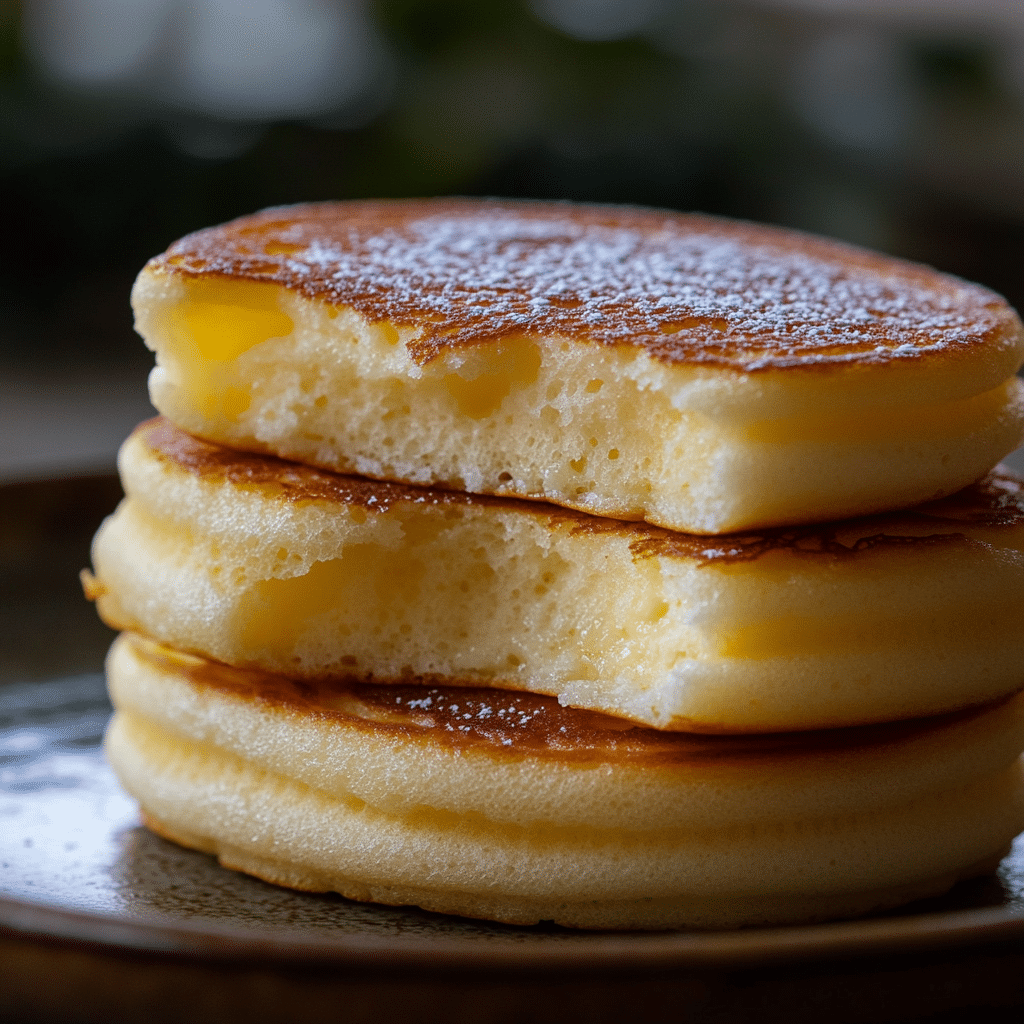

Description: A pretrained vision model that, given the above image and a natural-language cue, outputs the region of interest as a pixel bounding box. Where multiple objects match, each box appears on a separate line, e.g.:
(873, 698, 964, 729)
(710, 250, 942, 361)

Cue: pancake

(85, 418, 1024, 733)
(132, 199, 1024, 534)
(105, 632, 1024, 930)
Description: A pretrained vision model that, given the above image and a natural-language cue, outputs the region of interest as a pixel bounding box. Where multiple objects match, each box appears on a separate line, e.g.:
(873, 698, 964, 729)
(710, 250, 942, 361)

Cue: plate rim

(3, 890, 1024, 972)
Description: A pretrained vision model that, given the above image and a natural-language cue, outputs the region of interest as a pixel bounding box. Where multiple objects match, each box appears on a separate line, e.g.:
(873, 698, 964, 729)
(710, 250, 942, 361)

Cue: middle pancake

(88, 418, 1024, 733)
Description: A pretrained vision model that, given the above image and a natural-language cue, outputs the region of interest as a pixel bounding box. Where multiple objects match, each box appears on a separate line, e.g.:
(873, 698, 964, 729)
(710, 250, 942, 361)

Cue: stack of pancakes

(85, 199, 1024, 929)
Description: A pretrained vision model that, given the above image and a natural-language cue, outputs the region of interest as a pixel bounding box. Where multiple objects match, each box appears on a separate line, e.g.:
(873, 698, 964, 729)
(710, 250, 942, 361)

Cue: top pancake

(134, 199, 1024, 532)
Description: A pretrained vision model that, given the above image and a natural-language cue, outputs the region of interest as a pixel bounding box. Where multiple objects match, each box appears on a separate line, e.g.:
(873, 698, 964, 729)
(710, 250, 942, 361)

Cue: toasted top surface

(144, 198, 1023, 372)
(135, 635, 1015, 770)
(138, 418, 1024, 568)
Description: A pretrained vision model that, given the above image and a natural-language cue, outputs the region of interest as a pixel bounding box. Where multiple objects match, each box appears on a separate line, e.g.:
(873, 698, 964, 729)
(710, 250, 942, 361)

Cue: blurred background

(3, 0, 1024, 480)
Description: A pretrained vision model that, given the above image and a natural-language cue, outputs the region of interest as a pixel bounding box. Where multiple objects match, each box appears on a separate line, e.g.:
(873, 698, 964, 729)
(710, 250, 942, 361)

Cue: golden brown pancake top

(139, 637, 1006, 767)
(148, 198, 1021, 372)
(139, 418, 1024, 567)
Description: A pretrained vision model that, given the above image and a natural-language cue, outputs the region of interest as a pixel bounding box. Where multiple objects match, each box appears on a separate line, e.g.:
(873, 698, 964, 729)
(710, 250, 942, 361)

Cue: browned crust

(129, 635, 1015, 767)
(137, 418, 1024, 567)
(79, 568, 108, 601)
(145, 198, 1023, 373)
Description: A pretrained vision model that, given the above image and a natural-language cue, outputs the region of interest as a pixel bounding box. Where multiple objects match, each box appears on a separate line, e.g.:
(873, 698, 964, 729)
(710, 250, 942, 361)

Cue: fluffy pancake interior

(104, 633, 1024, 930)
(88, 421, 1024, 732)
(134, 207, 1024, 534)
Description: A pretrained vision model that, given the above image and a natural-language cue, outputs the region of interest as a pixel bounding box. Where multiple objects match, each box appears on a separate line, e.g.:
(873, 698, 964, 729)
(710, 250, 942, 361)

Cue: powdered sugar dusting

(155, 199, 1020, 370)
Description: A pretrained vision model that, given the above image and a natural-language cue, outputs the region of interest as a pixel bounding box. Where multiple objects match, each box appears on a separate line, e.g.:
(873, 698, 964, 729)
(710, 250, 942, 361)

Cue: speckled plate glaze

(3, 473, 1024, 975)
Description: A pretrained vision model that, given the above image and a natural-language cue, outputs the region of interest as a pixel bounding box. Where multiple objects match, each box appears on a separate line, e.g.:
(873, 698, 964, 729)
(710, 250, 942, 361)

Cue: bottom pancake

(105, 633, 1024, 930)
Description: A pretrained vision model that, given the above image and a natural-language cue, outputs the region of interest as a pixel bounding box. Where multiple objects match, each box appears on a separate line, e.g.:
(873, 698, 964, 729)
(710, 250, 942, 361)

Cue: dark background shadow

(2, 0, 1024, 477)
